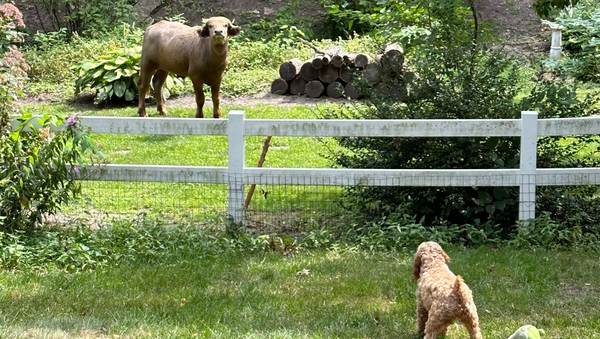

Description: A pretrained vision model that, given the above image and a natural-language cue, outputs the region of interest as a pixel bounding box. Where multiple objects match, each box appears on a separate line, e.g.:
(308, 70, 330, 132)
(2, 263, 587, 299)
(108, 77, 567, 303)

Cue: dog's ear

(413, 253, 422, 281)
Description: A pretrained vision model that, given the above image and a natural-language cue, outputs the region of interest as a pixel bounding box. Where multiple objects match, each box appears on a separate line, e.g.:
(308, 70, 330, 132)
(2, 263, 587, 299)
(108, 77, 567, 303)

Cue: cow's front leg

(192, 79, 205, 118)
(210, 83, 222, 118)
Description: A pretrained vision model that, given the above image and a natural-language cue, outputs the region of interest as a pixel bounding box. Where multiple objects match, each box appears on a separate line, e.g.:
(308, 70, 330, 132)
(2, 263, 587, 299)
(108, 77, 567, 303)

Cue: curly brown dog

(413, 241, 482, 339)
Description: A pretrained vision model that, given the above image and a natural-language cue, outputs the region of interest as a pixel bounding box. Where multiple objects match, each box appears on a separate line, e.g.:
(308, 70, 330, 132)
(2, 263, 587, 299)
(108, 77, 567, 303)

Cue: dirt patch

(476, 0, 551, 55)
(168, 92, 349, 108)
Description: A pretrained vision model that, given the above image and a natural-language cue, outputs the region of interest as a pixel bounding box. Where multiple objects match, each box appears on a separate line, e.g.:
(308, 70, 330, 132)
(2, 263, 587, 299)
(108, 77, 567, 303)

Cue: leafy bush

(23, 25, 137, 97)
(547, 4, 600, 82)
(30, 0, 137, 37)
(321, 0, 600, 233)
(1, 113, 103, 232)
(74, 47, 143, 103)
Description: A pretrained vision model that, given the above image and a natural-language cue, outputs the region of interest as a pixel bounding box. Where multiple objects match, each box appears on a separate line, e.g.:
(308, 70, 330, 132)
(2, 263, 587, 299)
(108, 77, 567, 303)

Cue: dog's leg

(462, 314, 482, 339)
(416, 304, 428, 336)
(424, 309, 452, 339)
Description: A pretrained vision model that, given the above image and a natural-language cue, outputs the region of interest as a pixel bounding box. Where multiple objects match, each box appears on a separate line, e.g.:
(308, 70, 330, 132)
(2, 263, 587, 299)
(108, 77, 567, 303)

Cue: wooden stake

(244, 135, 272, 209)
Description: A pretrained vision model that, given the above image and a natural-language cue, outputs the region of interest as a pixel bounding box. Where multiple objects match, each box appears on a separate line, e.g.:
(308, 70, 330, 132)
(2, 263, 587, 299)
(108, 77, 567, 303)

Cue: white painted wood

(80, 165, 600, 187)
(82, 164, 228, 183)
(244, 119, 522, 137)
(243, 168, 522, 186)
(227, 111, 246, 223)
(16, 111, 600, 223)
(537, 168, 600, 185)
(519, 111, 538, 221)
(80, 116, 228, 135)
(539, 117, 600, 136)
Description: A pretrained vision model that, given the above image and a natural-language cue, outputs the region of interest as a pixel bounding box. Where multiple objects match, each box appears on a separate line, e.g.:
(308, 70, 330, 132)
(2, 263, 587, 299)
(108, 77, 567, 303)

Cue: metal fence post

(228, 111, 245, 224)
(519, 111, 538, 222)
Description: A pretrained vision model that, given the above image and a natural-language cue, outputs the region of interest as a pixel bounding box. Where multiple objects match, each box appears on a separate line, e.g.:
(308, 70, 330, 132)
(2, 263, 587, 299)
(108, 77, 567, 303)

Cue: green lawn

(23, 101, 345, 223)
(0, 247, 598, 338)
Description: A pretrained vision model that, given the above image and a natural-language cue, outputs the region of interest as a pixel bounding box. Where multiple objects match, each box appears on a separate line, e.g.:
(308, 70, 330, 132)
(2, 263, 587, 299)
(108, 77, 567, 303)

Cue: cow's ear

(199, 24, 210, 37)
(228, 24, 241, 36)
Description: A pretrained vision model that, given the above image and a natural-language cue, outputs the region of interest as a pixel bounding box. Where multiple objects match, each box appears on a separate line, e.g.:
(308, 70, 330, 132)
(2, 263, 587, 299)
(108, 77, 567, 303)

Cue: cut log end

(271, 78, 289, 95)
(326, 81, 344, 99)
(289, 77, 307, 95)
(279, 58, 303, 81)
(306, 80, 325, 98)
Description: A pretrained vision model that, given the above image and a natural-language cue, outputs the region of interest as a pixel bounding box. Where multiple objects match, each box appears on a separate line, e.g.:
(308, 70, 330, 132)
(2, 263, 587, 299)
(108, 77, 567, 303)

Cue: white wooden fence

(15, 111, 600, 224)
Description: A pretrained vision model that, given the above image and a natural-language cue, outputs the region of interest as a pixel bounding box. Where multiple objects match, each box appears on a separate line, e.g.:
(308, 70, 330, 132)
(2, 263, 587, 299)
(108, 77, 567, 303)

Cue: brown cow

(137, 17, 240, 118)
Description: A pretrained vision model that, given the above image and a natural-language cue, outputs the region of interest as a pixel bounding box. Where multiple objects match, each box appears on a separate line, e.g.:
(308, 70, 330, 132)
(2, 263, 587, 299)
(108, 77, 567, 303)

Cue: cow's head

(200, 17, 241, 46)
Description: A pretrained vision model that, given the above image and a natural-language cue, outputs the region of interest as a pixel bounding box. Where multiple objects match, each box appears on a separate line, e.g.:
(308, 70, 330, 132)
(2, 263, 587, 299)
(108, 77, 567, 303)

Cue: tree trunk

(318, 64, 339, 84)
(326, 81, 344, 99)
(343, 53, 357, 67)
(330, 54, 344, 68)
(300, 61, 319, 81)
(364, 63, 382, 83)
(339, 65, 353, 83)
(270, 78, 289, 95)
(279, 58, 303, 81)
(376, 43, 404, 74)
(354, 53, 371, 68)
(306, 80, 324, 98)
(311, 56, 325, 70)
(344, 83, 361, 99)
(289, 76, 307, 95)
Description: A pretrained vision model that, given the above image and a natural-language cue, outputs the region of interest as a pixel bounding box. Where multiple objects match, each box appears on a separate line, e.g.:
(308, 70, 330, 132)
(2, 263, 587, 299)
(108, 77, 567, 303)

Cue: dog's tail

(454, 275, 472, 306)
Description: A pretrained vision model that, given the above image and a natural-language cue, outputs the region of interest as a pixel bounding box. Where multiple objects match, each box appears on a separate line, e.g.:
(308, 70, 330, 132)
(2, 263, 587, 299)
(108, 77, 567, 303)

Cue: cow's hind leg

(137, 63, 158, 117)
(152, 69, 169, 115)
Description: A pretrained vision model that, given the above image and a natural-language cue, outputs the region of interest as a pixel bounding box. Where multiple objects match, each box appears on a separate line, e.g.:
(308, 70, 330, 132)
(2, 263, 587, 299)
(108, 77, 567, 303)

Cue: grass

(22, 101, 345, 221)
(0, 246, 598, 338)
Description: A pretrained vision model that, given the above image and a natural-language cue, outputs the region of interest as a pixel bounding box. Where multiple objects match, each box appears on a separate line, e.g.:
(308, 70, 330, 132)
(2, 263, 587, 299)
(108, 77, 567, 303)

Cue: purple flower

(66, 114, 79, 127)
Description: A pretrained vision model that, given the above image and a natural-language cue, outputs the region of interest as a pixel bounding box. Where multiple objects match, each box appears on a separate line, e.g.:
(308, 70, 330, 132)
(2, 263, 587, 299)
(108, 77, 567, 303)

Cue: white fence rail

(14, 111, 600, 224)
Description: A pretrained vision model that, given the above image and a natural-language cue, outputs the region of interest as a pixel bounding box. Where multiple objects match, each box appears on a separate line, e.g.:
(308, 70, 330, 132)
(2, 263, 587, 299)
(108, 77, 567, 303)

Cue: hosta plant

(74, 47, 184, 103)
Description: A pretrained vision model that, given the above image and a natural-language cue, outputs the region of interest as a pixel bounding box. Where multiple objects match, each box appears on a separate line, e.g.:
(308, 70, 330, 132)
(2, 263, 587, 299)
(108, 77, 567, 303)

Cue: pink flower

(0, 4, 25, 27)
(66, 114, 80, 126)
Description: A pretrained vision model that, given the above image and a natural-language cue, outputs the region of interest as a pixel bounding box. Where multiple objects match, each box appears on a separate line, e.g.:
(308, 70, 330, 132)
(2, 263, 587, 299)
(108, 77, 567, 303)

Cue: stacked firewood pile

(271, 43, 407, 99)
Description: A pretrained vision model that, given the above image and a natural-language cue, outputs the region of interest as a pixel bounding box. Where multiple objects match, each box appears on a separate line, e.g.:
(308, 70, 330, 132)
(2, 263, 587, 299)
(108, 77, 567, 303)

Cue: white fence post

(228, 111, 246, 224)
(519, 111, 538, 222)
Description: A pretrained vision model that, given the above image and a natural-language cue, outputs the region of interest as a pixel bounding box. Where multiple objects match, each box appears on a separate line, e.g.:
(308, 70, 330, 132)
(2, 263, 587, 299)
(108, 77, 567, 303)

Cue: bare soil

(476, 0, 551, 55)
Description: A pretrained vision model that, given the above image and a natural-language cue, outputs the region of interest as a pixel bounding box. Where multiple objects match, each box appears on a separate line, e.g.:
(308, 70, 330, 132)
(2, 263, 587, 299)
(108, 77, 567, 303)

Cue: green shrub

(547, 5, 600, 82)
(1, 112, 103, 232)
(30, 0, 137, 37)
(321, 0, 600, 233)
(73, 47, 186, 103)
(23, 27, 130, 97)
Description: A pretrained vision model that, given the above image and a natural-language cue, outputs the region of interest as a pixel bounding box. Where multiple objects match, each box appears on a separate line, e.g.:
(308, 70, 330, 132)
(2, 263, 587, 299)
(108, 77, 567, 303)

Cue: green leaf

(485, 137, 499, 150)
(494, 200, 506, 211)
(114, 56, 129, 65)
(104, 70, 119, 82)
(125, 88, 135, 101)
(79, 62, 101, 71)
(485, 204, 496, 215)
(104, 63, 119, 71)
(113, 81, 127, 98)
(477, 191, 493, 204)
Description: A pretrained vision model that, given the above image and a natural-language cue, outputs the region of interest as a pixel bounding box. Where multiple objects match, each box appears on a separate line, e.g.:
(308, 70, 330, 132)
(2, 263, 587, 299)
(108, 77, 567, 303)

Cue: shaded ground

(168, 92, 349, 108)
(476, 0, 551, 55)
